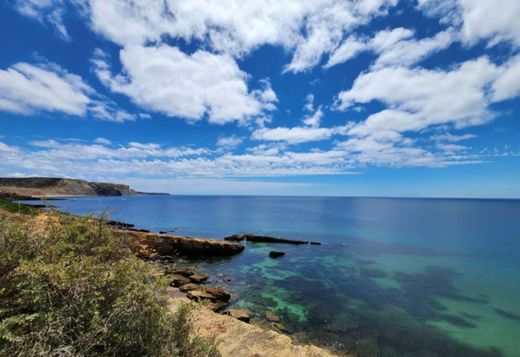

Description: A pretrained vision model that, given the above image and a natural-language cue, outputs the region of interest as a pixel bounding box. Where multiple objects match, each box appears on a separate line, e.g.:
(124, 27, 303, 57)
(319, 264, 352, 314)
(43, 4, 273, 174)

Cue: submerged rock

(227, 308, 252, 323)
(225, 233, 310, 245)
(269, 251, 285, 258)
(265, 311, 281, 323)
(310, 241, 321, 245)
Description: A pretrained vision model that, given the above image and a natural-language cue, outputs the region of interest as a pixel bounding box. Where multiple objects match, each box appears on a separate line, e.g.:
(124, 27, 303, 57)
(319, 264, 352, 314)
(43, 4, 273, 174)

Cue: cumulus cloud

(418, 0, 520, 48)
(337, 57, 502, 133)
(93, 46, 276, 124)
(33, 0, 397, 73)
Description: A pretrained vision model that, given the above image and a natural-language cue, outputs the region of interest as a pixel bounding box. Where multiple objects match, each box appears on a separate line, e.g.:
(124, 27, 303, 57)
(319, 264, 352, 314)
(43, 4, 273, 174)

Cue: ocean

(31, 195, 520, 356)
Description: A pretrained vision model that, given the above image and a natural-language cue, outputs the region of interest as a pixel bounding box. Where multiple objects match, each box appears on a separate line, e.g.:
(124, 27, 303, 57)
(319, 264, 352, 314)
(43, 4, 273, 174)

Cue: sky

(1, 0, 520, 198)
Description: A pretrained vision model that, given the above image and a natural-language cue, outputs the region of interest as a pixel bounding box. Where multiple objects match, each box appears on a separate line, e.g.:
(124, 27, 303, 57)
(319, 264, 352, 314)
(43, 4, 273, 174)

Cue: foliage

(0, 212, 220, 356)
(0, 196, 36, 215)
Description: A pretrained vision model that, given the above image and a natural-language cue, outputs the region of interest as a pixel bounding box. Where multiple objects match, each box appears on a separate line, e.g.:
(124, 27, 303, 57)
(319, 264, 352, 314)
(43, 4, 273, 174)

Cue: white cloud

(492, 55, 520, 102)
(325, 27, 455, 69)
(0, 61, 135, 122)
(13, 0, 70, 40)
(337, 57, 501, 133)
(431, 133, 476, 142)
(82, 0, 398, 72)
(303, 107, 323, 128)
(94, 137, 112, 145)
(418, 0, 520, 48)
(325, 36, 367, 69)
(252, 126, 335, 144)
(0, 62, 90, 115)
(94, 46, 276, 124)
(216, 135, 243, 149)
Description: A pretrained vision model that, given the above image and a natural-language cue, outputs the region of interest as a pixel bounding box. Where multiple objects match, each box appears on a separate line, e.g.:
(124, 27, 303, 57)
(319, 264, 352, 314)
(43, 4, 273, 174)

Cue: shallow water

(32, 195, 520, 356)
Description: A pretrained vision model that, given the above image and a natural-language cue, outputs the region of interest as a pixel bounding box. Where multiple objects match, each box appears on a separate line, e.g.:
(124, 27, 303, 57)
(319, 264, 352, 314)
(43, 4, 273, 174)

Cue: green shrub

(0, 213, 220, 356)
(0, 196, 36, 215)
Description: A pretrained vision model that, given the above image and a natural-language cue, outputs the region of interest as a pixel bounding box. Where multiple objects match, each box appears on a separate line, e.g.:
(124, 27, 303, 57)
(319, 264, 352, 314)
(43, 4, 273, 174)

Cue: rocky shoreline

(114, 225, 334, 355)
(2, 195, 333, 356)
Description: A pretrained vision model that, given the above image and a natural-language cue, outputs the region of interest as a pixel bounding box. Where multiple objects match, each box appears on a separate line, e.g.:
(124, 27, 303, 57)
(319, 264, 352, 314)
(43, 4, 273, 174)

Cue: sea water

(32, 195, 520, 356)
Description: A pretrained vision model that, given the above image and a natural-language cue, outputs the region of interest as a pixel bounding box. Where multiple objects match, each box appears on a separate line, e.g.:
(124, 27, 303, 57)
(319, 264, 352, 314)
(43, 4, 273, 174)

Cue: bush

(0, 196, 36, 215)
(0, 212, 220, 356)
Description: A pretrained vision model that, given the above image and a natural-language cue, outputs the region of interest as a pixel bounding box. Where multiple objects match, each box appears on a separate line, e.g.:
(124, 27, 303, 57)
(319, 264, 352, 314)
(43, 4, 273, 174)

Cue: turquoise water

(34, 195, 520, 356)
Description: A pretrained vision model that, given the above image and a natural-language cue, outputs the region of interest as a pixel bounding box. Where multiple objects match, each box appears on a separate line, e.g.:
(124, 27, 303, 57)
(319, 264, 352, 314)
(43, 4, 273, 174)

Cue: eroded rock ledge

(123, 230, 245, 258)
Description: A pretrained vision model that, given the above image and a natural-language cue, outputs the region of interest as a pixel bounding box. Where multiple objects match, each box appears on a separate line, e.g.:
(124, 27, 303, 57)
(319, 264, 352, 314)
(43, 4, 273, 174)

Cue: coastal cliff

(0, 177, 137, 197)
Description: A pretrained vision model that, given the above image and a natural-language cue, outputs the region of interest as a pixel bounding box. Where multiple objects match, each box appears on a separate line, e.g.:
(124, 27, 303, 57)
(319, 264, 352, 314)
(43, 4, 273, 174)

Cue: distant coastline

(0, 177, 167, 198)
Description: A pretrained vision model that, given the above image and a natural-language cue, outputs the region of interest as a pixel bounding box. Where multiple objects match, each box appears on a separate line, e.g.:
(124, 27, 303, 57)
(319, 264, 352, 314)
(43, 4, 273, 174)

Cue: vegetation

(0, 211, 220, 356)
(0, 196, 36, 215)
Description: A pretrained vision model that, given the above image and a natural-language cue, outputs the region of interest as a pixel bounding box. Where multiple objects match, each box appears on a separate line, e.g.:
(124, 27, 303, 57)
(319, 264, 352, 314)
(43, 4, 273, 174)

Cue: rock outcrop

(225, 233, 311, 245)
(227, 308, 252, 323)
(125, 230, 245, 257)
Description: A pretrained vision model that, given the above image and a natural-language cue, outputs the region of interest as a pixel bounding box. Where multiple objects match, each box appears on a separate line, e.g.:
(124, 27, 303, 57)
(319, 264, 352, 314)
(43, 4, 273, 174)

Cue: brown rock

(187, 290, 217, 302)
(170, 274, 191, 287)
(227, 308, 251, 323)
(190, 272, 209, 283)
(272, 322, 287, 332)
(179, 283, 200, 292)
(265, 311, 281, 323)
(165, 268, 194, 277)
(204, 287, 231, 302)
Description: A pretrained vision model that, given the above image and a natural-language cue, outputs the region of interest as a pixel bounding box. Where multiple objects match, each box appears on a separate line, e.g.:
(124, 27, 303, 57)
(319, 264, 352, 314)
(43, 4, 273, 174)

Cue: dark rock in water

(310, 241, 321, 245)
(225, 233, 310, 245)
(170, 274, 191, 287)
(190, 272, 209, 283)
(105, 220, 135, 229)
(269, 251, 285, 258)
(129, 228, 150, 233)
(265, 311, 281, 322)
(494, 308, 520, 321)
(227, 308, 251, 323)
(179, 283, 200, 292)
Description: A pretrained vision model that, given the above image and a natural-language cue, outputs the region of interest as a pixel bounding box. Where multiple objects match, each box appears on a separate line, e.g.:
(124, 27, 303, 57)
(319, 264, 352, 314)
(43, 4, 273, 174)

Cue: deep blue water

(30, 195, 520, 356)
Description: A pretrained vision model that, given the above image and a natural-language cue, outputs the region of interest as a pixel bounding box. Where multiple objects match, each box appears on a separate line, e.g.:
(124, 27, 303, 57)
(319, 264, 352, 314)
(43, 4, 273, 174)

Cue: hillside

(0, 177, 137, 197)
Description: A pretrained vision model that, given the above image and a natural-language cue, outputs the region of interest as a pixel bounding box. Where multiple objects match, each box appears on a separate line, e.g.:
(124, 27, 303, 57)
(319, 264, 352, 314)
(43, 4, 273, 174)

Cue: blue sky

(1, 0, 520, 197)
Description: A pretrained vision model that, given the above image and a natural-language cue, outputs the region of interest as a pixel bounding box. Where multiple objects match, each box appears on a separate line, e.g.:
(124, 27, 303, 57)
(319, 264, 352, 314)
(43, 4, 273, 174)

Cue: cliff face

(0, 177, 137, 197)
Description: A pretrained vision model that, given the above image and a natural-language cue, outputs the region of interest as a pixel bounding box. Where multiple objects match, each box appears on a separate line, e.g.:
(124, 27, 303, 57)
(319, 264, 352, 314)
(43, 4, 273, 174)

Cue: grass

(0, 210, 220, 356)
(0, 196, 36, 215)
